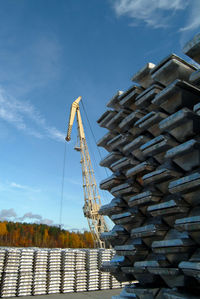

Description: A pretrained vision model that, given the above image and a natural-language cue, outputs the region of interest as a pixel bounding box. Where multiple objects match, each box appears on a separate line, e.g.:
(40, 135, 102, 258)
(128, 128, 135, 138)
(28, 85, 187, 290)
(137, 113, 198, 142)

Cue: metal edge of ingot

(119, 87, 144, 111)
(183, 33, 200, 64)
(152, 79, 200, 114)
(131, 62, 156, 89)
(159, 108, 200, 143)
(165, 139, 200, 172)
(135, 83, 164, 110)
(106, 90, 124, 110)
(190, 69, 200, 87)
(150, 54, 197, 87)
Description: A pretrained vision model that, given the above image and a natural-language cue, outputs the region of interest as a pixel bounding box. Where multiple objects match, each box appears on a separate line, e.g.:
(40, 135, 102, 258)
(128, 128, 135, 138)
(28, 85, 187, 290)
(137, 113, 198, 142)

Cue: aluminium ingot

(114, 238, 148, 261)
(97, 110, 117, 128)
(107, 133, 133, 152)
(110, 207, 144, 226)
(135, 83, 164, 111)
(165, 139, 200, 172)
(159, 108, 200, 143)
(142, 166, 181, 193)
(140, 135, 178, 164)
(194, 102, 200, 115)
(123, 135, 151, 161)
(175, 207, 200, 245)
(119, 86, 144, 111)
(106, 90, 124, 111)
(106, 109, 130, 132)
(110, 181, 140, 197)
(128, 189, 162, 212)
(169, 172, 200, 206)
(99, 197, 127, 216)
(150, 54, 196, 87)
(152, 230, 196, 265)
(190, 69, 200, 88)
(148, 267, 184, 288)
(100, 152, 123, 168)
(131, 221, 168, 247)
(147, 196, 189, 227)
(97, 131, 117, 152)
(119, 110, 145, 133)
(110, 157, 138, 174)
(179, 249, 200, 284)
(131, 62, 156, 89)
(125, 160, 156, 181)
(135, 111, 168, 137)
(100, 173, 125, 191)
(183, 33, 200, 64)
(152, 79, 200, 114)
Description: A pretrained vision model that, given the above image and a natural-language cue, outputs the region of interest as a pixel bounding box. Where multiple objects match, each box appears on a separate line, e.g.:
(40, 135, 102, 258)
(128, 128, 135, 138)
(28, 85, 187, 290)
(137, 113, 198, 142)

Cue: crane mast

(66, 97, 109, 248)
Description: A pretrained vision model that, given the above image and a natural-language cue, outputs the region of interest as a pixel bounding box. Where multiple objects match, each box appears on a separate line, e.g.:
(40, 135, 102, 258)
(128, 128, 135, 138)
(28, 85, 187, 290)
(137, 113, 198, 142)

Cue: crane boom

(65, 97, 109, 248)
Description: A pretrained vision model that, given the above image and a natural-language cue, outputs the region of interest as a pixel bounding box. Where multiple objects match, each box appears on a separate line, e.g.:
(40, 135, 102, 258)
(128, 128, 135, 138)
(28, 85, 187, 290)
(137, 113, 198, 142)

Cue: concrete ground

(6, 289, 122, 299)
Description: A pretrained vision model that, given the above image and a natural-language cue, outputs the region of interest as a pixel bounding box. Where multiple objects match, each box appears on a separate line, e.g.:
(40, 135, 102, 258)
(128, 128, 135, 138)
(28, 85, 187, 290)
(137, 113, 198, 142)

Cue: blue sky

(0, 0, 199, 230)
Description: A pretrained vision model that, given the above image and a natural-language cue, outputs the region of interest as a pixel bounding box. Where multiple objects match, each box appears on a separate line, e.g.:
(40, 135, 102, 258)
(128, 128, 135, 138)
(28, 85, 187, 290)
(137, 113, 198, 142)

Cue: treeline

(0, 221, 94, 248)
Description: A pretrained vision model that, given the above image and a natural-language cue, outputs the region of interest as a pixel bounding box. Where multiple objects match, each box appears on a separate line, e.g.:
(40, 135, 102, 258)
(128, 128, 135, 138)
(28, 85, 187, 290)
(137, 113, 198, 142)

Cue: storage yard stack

(97, 33, 200, 298)
(47, 249, 62, 294)
(17, 248, 34, 296)
(99, 249, 113, 290)
(61, 249, 76, 293)
(86, 249, 99, 291)
(0, 249, 6, 295)
(75, 250, 87, 292)
(32, 249, 48, 295)
(0, 248, 20, 297)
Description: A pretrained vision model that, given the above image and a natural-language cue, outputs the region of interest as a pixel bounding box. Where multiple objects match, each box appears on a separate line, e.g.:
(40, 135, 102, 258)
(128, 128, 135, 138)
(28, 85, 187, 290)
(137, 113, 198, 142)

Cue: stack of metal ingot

(0, 248, 20, 297)
(47, 249, 62, 294)
(99, 249, 113, 290)
(75, 249, 87, 292)
(85, 249, 99, 291)
(17, 248, 34, 296)
(98, 33, 200, 298)
(60, 249, 76, 293)
(32, 249, 48, 295)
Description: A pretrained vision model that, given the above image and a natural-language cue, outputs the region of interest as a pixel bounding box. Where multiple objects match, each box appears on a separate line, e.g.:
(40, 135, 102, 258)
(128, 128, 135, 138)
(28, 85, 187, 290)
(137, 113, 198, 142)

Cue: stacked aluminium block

(98, 33, 200, 298)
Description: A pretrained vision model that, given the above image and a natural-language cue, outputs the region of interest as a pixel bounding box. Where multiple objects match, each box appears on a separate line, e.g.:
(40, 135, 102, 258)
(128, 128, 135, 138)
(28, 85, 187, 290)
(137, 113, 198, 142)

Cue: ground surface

(6, 289, 122, 299)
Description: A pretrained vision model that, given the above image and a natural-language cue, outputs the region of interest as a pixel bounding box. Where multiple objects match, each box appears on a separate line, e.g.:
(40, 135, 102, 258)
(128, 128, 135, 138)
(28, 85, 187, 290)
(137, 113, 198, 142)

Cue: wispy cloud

(111, 0, 189, 29)
(180, 0, 200, 32)
(0, 208, 54, 225)
(0, 88, 65, 142)
(10, 182, 40, 193)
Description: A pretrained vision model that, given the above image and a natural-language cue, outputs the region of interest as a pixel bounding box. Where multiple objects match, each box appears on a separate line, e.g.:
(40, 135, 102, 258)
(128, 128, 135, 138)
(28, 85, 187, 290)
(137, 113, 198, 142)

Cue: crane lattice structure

(66, 96, 109, 248)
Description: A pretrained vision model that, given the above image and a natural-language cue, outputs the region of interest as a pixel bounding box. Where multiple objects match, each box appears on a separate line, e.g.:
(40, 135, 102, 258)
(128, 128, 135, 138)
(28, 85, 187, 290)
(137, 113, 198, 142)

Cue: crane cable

(80, 100, 109, 178)
(80, 100, 110, 204)
(59, 142, 67, 229)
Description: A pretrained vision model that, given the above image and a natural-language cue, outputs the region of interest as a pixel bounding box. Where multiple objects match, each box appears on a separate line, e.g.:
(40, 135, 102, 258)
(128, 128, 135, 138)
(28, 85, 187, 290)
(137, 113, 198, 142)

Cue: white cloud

(112, 0, 189, 28)
(0, 208, 17, 220)
(11, 182, 40, 193)
(0, 208, 54, 225)
(0, 87, 65, 142)
(180, 0, 200, 32)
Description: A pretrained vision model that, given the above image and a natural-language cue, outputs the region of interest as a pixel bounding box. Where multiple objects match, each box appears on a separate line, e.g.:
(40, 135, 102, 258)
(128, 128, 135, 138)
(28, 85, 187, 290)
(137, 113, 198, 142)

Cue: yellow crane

(66, 96, 109, 248)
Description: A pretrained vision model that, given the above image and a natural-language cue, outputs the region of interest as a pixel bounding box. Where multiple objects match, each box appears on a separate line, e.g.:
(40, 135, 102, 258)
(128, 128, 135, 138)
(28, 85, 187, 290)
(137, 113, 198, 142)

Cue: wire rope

(59, 142, 67, 229)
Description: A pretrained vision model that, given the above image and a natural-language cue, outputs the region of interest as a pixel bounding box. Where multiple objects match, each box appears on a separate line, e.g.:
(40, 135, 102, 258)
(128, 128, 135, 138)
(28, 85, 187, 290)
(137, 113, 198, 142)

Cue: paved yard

(6, 289, 122, 299)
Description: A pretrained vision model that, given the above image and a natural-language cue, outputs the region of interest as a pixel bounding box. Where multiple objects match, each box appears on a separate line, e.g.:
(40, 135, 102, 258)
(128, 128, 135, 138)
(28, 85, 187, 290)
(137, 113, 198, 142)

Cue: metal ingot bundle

(47, 249, 62, 294)
(61, 270, 75, 293)
(32, 249, 48, 295)
(0, 272, 18, 297)
(17, 248, 34, 296)
(97, 33, 200, 299)
(75, 270, 87, 292)
(17, 272, 33, 297)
